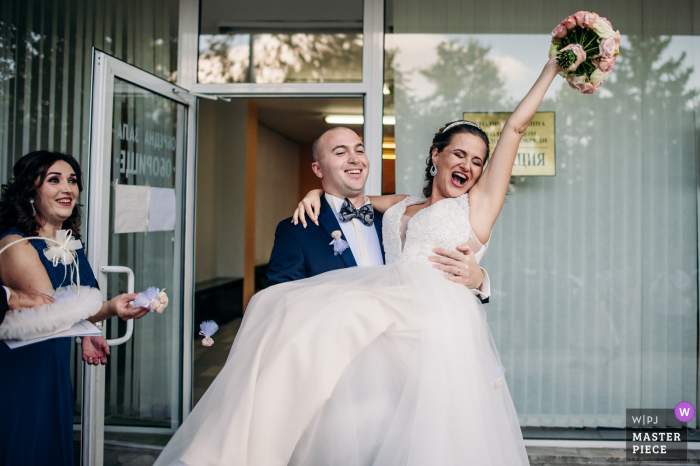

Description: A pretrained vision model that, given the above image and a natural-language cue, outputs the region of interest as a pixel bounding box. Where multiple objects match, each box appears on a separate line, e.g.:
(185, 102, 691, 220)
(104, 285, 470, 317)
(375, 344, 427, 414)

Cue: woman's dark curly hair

(423, 121, 490, 198)
(0, 151, 84, 238)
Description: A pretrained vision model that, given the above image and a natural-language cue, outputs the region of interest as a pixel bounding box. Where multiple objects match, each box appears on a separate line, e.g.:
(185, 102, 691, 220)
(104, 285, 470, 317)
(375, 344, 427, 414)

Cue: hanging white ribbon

(0, 229, 83, 291)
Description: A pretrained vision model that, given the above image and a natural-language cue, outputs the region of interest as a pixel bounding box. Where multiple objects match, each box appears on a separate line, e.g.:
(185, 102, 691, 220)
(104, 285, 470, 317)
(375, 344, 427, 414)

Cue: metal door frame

(83, 49, 197, 465)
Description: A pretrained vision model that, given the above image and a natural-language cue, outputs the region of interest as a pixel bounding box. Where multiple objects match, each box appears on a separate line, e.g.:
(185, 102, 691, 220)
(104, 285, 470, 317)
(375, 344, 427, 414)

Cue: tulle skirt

(155, 262, 529, 466)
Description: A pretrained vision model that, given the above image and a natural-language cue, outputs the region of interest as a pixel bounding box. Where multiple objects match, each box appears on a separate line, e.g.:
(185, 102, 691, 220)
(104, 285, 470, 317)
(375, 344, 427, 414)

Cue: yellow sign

(462, 112, 555, 176)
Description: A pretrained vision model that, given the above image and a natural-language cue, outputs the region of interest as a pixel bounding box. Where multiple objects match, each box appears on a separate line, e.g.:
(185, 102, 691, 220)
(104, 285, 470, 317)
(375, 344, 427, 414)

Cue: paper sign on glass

(114, 184, 150, 233)
(148, 187, 176, 232)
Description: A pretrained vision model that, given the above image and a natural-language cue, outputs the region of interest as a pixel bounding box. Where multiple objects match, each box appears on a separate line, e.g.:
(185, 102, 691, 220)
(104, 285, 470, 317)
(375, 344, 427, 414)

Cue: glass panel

(385, 0, 698, 438)
(104, 77, 185, 428)
(0, 0, 180, 427)
(198, 0, 363, 83)
(0, 0, 180, 176)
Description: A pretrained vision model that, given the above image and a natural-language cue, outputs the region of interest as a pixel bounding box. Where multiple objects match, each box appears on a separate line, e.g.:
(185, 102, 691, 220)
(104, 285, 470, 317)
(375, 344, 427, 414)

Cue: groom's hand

(430, 245, 483, 289)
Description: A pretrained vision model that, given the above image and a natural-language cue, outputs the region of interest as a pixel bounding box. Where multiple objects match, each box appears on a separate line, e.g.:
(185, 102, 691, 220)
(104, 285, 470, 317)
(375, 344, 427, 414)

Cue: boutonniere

(329, 230, 349, 256)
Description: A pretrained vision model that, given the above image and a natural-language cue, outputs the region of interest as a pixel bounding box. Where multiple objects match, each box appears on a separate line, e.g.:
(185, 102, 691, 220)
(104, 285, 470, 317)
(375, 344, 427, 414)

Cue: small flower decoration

(199, 320, 219, 346)
(132, 287, 169, 313)
(330, 230, 350, 256)
(43, 230, 82, 266)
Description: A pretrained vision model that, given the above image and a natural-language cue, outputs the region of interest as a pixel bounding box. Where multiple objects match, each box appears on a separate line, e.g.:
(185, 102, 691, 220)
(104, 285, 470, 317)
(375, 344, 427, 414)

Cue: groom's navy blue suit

(267, 196, 385, 286)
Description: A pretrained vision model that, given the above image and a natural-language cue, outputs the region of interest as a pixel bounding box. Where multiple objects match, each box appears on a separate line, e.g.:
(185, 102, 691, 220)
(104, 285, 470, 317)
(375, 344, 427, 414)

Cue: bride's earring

(30, 199, 36, 216)
(430, 163, 438, 177)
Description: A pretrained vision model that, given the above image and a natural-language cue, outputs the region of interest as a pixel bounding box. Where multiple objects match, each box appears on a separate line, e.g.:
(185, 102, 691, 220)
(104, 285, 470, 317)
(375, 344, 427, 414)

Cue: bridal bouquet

(550, 11, 620, 94)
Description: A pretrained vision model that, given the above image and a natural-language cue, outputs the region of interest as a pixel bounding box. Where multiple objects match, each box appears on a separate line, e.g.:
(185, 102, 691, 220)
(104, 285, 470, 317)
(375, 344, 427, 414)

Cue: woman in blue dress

(0, 151, 151, 465)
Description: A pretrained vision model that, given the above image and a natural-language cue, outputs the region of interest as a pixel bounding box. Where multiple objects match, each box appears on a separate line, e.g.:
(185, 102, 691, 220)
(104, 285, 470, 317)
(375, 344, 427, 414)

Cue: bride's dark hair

(0, 151, 84, 238)
(423, 121, 490, 198)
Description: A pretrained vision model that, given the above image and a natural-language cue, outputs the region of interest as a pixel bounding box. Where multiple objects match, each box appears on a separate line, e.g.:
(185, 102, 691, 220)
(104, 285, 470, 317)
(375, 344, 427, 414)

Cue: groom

(267, 127, 490, 302)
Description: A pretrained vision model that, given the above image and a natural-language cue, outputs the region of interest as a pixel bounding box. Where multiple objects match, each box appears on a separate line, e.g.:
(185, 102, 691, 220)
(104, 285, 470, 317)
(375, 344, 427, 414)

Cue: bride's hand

(556, 44, 586, 72)
(293, 189, 323, 228)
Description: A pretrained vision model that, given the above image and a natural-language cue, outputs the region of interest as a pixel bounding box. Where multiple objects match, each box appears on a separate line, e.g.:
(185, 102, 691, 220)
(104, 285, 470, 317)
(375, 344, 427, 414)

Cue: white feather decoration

(0, 286, 103, 341)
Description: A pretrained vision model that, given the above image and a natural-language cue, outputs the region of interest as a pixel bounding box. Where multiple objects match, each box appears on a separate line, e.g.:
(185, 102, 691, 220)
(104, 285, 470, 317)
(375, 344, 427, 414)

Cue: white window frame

(177, 0, 386, 196)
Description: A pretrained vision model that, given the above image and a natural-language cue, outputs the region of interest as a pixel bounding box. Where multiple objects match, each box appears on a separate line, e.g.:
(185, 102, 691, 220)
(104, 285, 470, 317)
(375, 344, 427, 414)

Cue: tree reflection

(391, 38, 510, 192)
(197, 33, 363, 84)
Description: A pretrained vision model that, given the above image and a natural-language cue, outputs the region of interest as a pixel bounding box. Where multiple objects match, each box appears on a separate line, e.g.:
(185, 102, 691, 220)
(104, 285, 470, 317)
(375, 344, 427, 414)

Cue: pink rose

(613, 30, 621, 48)
(596, 55, 617, 72)
(562, 15, 577, 30)
(574, 11, 588, 28)
(575, 11, 601, 28)
(552, 24, 568, 38)
(580, 83, 598, 94)
(584, 12, 600, 27)
(599, 37, 617, 58)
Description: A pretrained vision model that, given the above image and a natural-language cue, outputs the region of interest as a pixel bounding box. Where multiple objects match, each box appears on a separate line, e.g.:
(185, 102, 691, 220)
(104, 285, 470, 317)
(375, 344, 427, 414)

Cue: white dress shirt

(325, 193, 384, 267)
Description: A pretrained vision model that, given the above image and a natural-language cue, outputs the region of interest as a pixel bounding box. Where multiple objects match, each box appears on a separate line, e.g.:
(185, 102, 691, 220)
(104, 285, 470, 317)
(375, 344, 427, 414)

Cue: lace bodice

(382, 194, 489, 266)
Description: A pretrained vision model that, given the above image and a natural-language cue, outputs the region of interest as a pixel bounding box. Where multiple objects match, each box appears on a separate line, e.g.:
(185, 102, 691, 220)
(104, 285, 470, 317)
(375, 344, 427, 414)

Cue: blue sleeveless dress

(0, 228, 97, 466)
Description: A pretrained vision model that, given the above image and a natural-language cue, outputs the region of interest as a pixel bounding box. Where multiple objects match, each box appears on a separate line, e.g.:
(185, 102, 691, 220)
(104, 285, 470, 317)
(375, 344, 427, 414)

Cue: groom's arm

(266, 220, 308, 287)
(430, 246, 490, 304)
(472, 269, 490, 304)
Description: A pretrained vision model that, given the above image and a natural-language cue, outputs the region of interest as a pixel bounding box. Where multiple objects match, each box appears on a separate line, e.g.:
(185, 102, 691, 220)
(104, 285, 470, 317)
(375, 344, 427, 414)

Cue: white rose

(590, 69, 610, 87)
(549, 43, 559, 59)
(591, 18, 615, 39)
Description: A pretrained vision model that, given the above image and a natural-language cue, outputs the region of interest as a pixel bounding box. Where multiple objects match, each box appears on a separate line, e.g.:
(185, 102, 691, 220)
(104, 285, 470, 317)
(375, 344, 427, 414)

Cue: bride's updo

(423, 121, 490, 198)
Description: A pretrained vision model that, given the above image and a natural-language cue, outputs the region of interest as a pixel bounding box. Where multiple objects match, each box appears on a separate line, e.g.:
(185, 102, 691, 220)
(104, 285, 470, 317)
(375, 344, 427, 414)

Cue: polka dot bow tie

(339, 198, 374, 226)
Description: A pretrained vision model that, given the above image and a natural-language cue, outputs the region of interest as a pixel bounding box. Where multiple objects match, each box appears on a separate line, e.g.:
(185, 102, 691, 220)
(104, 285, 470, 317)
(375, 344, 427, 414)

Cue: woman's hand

(556, 44, 587, 72)
(293, 189, 324, 228)
(109, 293, 150, 321)
(82, 335, 110, 365)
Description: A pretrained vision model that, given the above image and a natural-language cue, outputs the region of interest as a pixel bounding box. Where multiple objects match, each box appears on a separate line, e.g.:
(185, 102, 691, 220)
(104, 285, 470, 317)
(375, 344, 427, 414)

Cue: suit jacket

(267, 196, 385, 286)
(266, 196, 489, 303)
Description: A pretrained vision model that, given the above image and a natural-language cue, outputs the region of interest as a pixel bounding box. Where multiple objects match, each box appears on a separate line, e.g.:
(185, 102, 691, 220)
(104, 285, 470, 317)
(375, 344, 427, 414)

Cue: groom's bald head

(310, 127, 369, 200)
(312, 127, 357, 162)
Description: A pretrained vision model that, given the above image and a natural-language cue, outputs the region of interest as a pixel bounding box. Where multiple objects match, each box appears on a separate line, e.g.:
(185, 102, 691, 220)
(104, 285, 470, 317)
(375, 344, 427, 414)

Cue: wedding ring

(455, 267, 461, 276)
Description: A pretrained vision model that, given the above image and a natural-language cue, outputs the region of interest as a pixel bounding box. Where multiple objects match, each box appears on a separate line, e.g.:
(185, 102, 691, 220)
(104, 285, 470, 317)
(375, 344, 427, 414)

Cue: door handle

(101, 266, 134, 346)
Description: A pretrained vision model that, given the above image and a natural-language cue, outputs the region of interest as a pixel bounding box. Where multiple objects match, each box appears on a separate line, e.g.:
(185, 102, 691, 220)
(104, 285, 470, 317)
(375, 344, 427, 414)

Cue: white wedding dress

(155, 193, 529, 466)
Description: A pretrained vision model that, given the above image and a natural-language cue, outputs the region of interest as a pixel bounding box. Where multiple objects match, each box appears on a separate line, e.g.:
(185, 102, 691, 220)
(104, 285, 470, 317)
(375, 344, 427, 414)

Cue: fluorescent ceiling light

(324, 115, 396, 125)
(383, 84, 391, 95)
(382, 142, 396, 149)
(325, 115, 364, 124)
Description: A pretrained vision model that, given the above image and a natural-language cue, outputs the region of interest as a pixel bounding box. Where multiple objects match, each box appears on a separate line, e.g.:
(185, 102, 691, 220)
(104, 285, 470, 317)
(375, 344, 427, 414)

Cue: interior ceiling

(253, 98, 364, 145)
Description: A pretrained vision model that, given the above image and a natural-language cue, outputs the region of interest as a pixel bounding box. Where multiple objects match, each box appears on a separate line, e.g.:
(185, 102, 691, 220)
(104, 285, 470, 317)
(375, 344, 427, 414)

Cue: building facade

(0, 0, 697, 455)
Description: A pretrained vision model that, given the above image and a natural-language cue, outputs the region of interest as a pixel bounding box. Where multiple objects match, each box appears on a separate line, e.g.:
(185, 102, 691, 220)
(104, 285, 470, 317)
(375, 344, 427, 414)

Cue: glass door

(84, 50, 197, 465)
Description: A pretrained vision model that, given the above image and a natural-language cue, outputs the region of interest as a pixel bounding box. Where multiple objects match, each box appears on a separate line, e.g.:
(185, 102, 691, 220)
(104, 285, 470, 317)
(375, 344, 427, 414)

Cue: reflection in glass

(198, 33, 363, 84)
(104, 78, 185, 427)
(385, 30, 698, 433)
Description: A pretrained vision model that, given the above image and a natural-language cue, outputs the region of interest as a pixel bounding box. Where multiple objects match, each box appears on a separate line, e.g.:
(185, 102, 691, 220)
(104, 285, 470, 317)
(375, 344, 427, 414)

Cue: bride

(155, 46, 585, 466)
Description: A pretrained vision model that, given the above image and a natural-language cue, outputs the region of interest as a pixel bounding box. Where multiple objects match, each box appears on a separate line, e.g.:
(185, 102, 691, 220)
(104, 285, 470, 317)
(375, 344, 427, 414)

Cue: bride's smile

(431, 132, 486, 199)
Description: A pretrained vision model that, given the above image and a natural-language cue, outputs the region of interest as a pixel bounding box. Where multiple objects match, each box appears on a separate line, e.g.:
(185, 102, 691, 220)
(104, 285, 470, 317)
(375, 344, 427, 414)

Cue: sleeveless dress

(0, 228, 97, 466)
(156, 193, 529, 466)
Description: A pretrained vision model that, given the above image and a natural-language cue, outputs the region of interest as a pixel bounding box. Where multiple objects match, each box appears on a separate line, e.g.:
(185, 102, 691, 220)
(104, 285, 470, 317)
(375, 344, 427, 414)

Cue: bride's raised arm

(468, 45, 585, 238)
